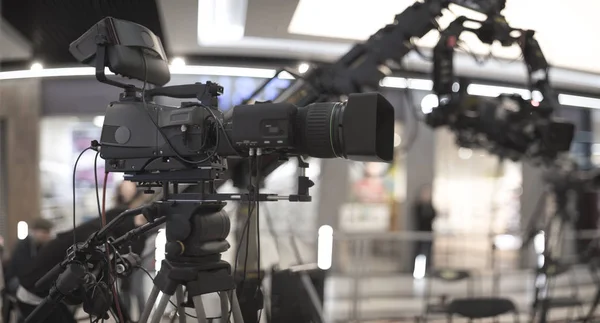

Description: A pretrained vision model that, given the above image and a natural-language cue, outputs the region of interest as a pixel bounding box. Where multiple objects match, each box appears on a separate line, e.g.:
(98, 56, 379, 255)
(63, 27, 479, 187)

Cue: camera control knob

(165, 241, 184, 256)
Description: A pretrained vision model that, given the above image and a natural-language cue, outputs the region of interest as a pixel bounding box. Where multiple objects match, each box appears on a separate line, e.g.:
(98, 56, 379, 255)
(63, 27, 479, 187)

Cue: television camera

(25, 17, 394, 323)
(425, 14, 575, 163)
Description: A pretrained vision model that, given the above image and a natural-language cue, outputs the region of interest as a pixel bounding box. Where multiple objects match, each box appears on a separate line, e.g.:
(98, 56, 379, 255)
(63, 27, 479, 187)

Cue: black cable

(242, 157, 255, 289)
(228, 167, 257, 323)
(198, 104, 238, 155)
(72, 147, 93, 245)
(255, 155, 261, 297)
(94, 151, 102, 218)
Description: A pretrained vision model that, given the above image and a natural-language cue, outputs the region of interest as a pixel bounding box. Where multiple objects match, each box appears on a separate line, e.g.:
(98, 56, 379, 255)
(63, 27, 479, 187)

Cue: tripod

(136, 198, 244, 323)
(140, 259, 243, 323)
(530, 186, 583, 323)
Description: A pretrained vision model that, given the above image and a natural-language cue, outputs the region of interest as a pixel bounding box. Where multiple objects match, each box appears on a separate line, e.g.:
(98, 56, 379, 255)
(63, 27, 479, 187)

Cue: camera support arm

(432, 15, 555, 106)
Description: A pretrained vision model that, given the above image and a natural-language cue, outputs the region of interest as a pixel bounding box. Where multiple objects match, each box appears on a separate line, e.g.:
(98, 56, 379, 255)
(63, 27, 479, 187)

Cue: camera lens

(296, 102, 345, 158)
(295, 93, 395, 162)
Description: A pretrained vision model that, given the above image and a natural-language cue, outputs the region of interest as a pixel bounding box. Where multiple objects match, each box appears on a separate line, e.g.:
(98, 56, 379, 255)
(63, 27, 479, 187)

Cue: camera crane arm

(230, 0, 468, 186)
(432, 14, 556, 110)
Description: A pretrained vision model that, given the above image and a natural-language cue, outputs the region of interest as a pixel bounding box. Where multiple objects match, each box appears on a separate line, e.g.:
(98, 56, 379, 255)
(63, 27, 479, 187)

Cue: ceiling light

(0, 66, 278, 81)
(30, 62, 43, 70)
(467, 84, 531, 99)
(298, 62, 310, 74)
(197, 0, 247, 44)
(420, 94, 439, 114)
(317, 225, 333, 270)
(379, 77, 408, 89)
(407, 79, 433, 91)
(168, 65, 277, 78)
(277, 71, 295, 80)
(452, 82, 460, 92)
(458, 147, 473, 160)
(171, 57, 186, 67)
(558, 94, 600, 109)
(93, 116, 105, 128)
(17, 221, 28, 240)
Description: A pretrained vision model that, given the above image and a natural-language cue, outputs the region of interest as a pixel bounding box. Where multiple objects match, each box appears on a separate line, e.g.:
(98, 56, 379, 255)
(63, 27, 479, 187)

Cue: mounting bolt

(116, 264, 125, 274)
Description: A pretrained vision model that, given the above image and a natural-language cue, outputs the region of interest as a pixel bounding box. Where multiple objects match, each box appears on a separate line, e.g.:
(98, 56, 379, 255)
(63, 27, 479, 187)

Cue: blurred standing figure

(413, 184, 436, 270)
(4, 219, 53, 323)
(5, 218, 53, 293)
(114, 181, 148, 319)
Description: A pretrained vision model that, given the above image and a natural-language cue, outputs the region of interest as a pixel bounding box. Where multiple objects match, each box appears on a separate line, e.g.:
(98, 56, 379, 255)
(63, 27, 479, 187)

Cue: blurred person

(3, 219, 53, 323)
(16, 183, 148, 323)
(413, 184, 437, 271)
(113, 181, 149, 319)
(5, 218, 54, 293)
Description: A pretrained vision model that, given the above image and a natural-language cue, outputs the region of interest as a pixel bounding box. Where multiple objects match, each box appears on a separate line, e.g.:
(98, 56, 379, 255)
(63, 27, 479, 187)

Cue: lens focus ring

(304, 103, 336, 158)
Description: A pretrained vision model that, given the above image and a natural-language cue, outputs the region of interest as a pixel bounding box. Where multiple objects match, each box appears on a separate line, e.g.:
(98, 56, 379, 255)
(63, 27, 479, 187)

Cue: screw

(159, 151, 163, 154)
(116, 264, 125, 274)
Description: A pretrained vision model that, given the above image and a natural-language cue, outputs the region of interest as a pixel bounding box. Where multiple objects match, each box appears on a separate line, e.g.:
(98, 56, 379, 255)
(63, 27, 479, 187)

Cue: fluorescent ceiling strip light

(408, 79, 434, 91)
(559, 94, 600, 109)
(380, 77, 433, 91)
(169, 66, 276, 78)
(380, 77, 408, 88)
(467, 84, 531, 99)
(0, 66, 278, 81)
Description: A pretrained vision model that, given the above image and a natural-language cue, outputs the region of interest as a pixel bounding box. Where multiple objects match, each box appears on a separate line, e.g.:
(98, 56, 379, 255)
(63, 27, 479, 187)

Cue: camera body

(426, 93, 575, 161)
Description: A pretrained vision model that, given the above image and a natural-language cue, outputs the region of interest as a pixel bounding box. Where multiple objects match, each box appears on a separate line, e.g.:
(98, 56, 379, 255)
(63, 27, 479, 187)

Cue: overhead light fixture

(17, 221, 28, 240)
(420, 93, 439, 114)
(458, 147, 473, 160)
(379, 77, 433, 91)
(0, 66, 278, 81)
(168, 65, 277, 78)
(197, 0, 247, 44)
(317, 225, 333, 270)
(277, 71, 295, 80)
(407, 79, 434, 91)
(558, 94, 600, 109)
(297, 62, 310, 74)
(93, 116, 105, 128)
(170, 57, 186, 67)
(412, 254, 426, 279)
(30, 62, 43, 70)
(467, 84, 531, 99)
(380, 77, 408, 89)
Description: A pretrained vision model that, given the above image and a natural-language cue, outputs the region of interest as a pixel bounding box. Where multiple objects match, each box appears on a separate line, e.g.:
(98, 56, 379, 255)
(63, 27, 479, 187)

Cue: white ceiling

(289, 0, 600, 74)
(158, 0, 600, 86)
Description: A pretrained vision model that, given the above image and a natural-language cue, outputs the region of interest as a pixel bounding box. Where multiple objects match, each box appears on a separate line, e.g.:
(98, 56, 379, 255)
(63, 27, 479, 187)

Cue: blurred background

(1, 0, 600, 322)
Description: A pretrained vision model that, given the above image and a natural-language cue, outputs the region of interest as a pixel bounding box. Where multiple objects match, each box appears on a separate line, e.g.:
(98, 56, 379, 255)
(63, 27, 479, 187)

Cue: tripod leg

(192, 295, 209, 323)
(230, 290, 244, 323)
(176, 286, 186, 323)
(219, 292, 229, 323)
(150, 292, 172, 323)
(139, 285, 161, 323)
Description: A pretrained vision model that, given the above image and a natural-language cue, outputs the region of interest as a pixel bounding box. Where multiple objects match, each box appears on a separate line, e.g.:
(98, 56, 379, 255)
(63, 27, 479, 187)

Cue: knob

(165, 241, 184, 256)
